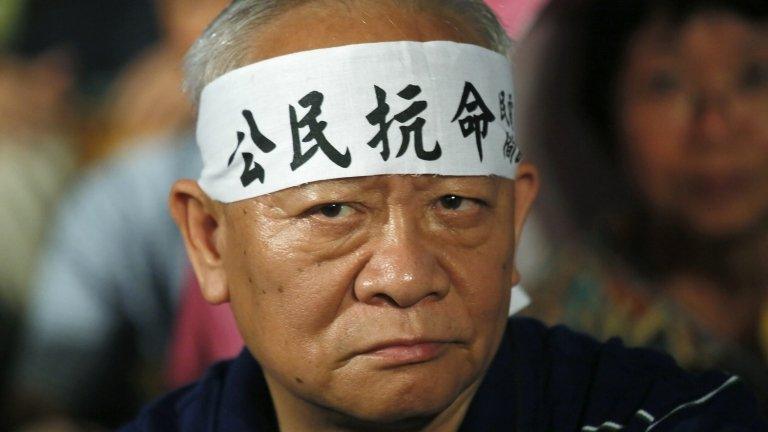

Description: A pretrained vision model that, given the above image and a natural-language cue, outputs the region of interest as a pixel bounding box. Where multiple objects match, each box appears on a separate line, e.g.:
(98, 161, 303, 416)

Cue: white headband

(197, 41, 520, 203)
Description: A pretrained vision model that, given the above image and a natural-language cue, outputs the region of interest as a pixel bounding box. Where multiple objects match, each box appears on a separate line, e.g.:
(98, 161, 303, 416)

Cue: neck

(613, 214, 768, 343)
(264, 375, 482, 432)
(608, 211, 768, 292)
(672, 228, 768, 292)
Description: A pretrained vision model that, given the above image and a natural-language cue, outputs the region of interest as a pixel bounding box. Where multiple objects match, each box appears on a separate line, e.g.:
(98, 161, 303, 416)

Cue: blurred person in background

(0, 0, 161, 338)
(10, 0, 227, 429)
(12, 0, 212, 161)
(0, 0, 80, 426)
(13, 0, 158, 97)
(519, 0, 768, 411)
(85, 0, 227, 160)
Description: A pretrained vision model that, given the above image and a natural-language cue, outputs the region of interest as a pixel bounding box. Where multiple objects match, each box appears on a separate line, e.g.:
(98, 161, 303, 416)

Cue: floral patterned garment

(523, 243, 768, 413)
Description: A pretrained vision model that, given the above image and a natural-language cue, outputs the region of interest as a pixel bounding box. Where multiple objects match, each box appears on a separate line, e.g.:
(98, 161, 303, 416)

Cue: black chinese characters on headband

(227, 81, 521, 188)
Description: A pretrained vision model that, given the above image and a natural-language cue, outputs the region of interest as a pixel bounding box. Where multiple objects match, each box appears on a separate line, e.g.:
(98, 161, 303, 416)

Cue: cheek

(442, 231, 515, 323)
(735, 93, 768, 152)
(621, 102, 690, 206)
(737, 104, 768, 187)
(446, 249, 513, 375)
(225, 226, 362, 367)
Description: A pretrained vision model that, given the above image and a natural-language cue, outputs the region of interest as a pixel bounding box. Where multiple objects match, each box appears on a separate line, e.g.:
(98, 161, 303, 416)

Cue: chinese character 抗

(365, 84, 442, 161)
(227, 110, 277, 187)
(289, 91, 351, 171)
(451, 82, 496, 161)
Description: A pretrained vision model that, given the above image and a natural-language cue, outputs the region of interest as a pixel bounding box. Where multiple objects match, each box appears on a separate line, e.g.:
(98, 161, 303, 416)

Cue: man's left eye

(312, 203, 355, 218)
(438, 195, 484, 211)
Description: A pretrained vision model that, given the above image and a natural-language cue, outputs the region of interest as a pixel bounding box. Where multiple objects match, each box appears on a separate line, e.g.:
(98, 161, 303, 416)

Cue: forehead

(248, 1, 489, 63)
(631, 12, 766, 56)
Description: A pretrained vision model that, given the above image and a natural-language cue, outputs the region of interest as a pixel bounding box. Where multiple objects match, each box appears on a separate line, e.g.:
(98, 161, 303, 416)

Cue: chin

(333, 397, 453, 429)
(687, 210, 765, 240)
(326, 369, 469, 426)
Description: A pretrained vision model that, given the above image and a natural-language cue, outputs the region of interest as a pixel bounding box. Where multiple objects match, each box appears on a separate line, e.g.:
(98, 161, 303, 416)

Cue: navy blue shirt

(122, 318, 766, 431)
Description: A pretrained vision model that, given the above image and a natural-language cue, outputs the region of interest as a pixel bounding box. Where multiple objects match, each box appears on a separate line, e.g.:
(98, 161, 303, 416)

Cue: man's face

(223, 175, 519, 422)
(181, 1, 536, 426)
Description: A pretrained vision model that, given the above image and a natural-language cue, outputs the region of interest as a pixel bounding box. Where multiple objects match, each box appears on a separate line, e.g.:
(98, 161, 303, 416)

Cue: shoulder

(506, 317, 767, 430)
(120, 360, 231, 432)
(40, 135, 198, 263)
(74, 135, 199, 205)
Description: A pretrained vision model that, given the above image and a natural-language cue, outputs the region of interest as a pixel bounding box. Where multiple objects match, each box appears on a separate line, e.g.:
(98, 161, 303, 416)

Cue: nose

(691, 90, 732, 150)
(353, 213, 450, 308)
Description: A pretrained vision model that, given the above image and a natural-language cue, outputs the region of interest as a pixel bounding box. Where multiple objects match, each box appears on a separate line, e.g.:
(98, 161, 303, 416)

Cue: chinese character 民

(365, 84, 442, 161)
(289, 91, 351, 171)
(451, 82, 496, 161)
(227, 110, 277, 187)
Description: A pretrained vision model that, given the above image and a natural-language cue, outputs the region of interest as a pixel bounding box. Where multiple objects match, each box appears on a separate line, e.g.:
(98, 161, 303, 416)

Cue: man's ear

(509, 162, 540, 287)
(169, 180, 230, 304)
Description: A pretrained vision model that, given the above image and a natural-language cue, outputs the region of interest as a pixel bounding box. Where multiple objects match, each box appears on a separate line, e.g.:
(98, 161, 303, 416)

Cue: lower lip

(365, 343, 447, 365)
(689, 173, 751, 201)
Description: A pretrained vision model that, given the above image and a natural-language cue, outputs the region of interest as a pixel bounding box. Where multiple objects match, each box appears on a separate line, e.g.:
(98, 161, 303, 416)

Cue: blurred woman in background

(6, 0, 226, 430)
(520, 0, 768, 410)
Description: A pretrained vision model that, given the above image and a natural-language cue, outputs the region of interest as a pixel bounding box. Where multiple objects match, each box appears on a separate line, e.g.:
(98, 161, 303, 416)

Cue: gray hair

(183, 0, 512, 107)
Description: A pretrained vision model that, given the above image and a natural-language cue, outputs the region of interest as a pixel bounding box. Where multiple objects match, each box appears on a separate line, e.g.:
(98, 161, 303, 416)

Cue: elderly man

(123, 0, 765, 430)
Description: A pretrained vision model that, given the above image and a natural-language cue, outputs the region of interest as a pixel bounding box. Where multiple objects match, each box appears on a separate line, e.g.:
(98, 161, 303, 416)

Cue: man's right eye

(645, 70, 682, 97)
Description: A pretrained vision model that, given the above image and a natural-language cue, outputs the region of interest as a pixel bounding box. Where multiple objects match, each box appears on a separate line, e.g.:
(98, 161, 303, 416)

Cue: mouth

(686, 171, 753, 203)
(357, 339, 455, 366)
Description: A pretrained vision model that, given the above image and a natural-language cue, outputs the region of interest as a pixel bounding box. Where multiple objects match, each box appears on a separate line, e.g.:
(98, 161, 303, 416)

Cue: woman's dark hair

(522, 0, 768, 277)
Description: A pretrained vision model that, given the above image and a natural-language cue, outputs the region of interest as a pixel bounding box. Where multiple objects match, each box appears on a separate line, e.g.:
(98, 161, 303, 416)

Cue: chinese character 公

(227, 109, 277, 187)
